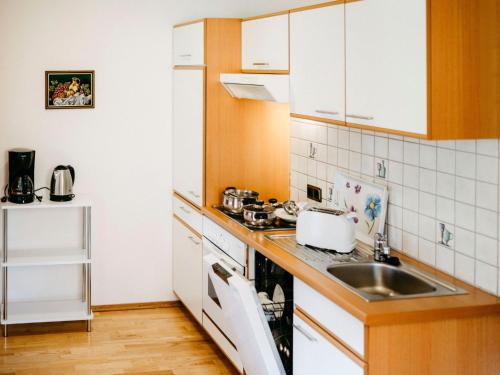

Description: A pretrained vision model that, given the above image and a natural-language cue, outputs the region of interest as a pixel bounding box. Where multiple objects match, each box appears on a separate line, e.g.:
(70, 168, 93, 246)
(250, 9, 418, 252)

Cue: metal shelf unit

(1, 198, 92, 336)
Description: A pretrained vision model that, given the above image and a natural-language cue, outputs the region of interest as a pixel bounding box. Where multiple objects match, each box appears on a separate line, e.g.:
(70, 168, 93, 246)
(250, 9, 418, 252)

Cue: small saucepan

(223, 187, 259, 214)
(243, 200, 276, 227)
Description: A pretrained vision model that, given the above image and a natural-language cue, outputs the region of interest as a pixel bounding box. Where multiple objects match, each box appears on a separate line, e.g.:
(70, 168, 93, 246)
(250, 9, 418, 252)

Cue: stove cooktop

(214, 206, 296, 232)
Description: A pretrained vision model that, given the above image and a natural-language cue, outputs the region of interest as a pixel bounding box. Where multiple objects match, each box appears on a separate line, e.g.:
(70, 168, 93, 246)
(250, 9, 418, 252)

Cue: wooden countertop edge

(201, 207, 500, 326)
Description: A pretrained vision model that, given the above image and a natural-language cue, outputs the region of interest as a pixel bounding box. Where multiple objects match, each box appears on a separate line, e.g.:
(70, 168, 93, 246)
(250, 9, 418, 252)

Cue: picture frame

(45, 70, 95, 109)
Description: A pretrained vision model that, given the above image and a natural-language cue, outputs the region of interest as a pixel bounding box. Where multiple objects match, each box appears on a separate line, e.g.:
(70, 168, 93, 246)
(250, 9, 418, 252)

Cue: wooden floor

(0, 307, 239, 375)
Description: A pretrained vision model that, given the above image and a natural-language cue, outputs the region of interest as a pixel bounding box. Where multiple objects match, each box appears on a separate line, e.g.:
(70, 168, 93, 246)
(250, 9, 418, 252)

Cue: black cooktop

(214, 206, 296, 232)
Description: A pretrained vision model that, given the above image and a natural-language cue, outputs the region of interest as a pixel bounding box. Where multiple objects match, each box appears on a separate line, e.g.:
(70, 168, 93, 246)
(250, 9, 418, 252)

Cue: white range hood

(220, 73, 289, 103)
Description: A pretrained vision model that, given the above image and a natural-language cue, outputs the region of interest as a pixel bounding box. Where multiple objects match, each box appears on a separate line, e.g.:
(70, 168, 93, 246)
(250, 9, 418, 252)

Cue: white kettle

(296, 207, 357, 253)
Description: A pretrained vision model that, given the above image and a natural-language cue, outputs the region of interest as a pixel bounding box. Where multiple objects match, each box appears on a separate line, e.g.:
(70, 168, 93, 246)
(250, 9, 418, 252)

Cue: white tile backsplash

(476, 155, 498, 184)
(475, 234, 497, 266)
(290, 119, 500, 296)
(361, 134, 375, 156)
(388, 139, 404, 162)
(403, 142, 420, 166)
(374, 136, 389, 159)
(455, 151, 476, 179)
(455, 177, 475, 205)
(419, 145, 436, 170)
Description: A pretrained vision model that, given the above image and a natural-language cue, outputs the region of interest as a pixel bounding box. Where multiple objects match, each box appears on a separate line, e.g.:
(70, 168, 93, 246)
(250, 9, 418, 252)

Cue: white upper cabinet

(173, 69, 204, 207)
(290, 4, 345, 123)
(345, 0, 427, 135)
(173, 21, 205, 66)
(242, 14, 289, 71)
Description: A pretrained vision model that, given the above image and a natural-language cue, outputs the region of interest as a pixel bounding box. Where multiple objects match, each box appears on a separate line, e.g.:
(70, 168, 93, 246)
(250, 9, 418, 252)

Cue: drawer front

(203, 313, 243, 373)
(173, 195, 202, 234)
(293, 313, 364, 375)
(202, 217, 247, 267)
(294, 278, 365, 357)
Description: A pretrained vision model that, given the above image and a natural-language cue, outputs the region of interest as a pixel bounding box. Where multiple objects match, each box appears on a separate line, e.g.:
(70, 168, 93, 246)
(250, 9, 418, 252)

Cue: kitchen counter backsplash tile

(289, 118, 500, 297)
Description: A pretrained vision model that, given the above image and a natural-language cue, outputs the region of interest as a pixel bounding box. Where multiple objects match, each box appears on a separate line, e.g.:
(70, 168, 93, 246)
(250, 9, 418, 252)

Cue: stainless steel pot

(243, 201, 276, 226)
(223, 187, 259, 214)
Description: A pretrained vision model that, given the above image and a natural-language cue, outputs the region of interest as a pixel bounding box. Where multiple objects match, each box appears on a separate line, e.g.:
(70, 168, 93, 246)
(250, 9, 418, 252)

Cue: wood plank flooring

(0, 307, 239, 375)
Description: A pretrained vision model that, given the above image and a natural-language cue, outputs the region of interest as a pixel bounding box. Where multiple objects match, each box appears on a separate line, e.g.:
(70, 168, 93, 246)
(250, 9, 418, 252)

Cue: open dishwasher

(206, 248, 293, 375)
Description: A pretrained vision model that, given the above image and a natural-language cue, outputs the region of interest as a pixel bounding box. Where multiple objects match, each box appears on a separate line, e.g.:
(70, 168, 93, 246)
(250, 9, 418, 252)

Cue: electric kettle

(50, 165, 75, 202)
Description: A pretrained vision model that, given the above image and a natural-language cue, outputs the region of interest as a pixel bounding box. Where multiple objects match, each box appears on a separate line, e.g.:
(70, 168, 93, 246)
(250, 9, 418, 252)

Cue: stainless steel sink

(266, 234, 467, 302)
(326, 262, 467, 301)
(327, 263, 437, 298)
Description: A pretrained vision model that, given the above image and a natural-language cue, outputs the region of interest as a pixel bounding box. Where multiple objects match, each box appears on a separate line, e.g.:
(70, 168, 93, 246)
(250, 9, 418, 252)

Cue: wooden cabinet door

(293, 313, 363, 375)
(290, 4, 345, 124)
(242, 14, 289, 72)
(172, 69, 204, 207)
(345, 0, 427, 136)
(173, 22, 205, 66)
(172, 217, 202, 323)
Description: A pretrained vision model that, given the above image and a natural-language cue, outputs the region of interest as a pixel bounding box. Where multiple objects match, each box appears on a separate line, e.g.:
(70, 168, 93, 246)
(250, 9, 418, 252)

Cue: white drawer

(173, 195, 202, 234)
(202, 217, 247, 267)
(203, 313, 243, 373)
(294, 278, 365, 357)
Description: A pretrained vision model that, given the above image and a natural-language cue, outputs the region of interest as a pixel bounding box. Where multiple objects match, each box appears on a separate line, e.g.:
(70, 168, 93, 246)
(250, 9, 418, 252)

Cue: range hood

(220, 74, 289, 103)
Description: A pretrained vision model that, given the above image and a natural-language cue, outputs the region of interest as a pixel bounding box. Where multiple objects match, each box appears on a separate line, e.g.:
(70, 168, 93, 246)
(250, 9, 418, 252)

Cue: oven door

(202, 237, 244, 342)
(207, 253, 286, 375)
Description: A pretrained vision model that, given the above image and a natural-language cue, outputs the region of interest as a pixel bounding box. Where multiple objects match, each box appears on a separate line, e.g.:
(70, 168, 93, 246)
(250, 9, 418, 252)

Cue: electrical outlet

(307, 184, 322, 203)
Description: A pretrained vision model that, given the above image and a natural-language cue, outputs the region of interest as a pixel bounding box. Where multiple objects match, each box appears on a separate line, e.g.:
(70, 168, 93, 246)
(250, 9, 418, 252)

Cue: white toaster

(296, 207, 356, 253)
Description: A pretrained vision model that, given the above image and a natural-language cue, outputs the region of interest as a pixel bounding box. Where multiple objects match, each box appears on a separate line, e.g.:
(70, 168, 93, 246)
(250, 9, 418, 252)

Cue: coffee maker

(8, 149, 35, 204)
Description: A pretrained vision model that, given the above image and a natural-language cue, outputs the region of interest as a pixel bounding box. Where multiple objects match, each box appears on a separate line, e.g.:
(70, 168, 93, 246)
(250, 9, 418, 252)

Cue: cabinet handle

(188, 236, 201, 245)
(189, 191, 200, 199)
(252, 62, 270, 66)
(179, 54, 192, 57)
(316, 110, 339, 116)
(179, 206, 191, 214)
(346, 114, 374, 121)
(293, 323, 318, 342)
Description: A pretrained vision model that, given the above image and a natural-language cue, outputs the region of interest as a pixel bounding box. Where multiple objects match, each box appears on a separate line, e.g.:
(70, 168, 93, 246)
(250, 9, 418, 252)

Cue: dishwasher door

(206, 253, 286, 375)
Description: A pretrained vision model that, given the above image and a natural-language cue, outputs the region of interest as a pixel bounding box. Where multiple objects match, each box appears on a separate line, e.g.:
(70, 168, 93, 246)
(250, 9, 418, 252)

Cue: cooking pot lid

(226, 188, 259, 198)
(244, 201, 274, 213)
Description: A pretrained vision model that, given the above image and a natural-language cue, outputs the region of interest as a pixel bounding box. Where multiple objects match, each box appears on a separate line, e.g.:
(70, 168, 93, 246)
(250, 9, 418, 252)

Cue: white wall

(0, 0, 324, 305)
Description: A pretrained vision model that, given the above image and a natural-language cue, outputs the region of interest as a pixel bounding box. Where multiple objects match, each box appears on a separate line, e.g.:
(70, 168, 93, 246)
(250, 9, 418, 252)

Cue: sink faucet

(373, 233, 400, 265)
(373, 233, 388, 262)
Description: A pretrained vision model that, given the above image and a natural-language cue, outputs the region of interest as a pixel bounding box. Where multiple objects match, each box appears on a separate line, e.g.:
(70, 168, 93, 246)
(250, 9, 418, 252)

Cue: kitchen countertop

(203, 206, 500, 326)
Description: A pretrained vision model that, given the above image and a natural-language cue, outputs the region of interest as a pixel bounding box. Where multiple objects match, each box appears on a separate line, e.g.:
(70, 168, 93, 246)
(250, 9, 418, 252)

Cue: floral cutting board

(334, 172, 388, 246)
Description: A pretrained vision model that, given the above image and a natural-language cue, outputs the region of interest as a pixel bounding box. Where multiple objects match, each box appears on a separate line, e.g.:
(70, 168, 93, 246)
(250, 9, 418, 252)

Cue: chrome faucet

(373, 233, 387, 262)
(373, 233, 400, 265)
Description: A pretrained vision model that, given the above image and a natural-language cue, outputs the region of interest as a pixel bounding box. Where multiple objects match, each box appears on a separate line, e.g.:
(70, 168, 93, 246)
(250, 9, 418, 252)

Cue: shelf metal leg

(87, 207, 92, 319)
(3, 210, 8, 327)
(3, 324, 7, 337)
(87, 319, 91, 332)
(82, 207, 87, 303)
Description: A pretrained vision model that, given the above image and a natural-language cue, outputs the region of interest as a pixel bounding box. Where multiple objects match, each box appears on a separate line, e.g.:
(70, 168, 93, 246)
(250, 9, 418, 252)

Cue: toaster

(296, 207, 356, 253)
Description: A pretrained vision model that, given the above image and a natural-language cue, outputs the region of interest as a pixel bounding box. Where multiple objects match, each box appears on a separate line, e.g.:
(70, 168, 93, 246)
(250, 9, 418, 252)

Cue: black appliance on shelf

(7, 149, 35, 204)
(254, 251, 294, 374)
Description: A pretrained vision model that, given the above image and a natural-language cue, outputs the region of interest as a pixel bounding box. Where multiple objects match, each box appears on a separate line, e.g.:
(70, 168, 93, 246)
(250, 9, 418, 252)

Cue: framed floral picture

(45, 70, 94, 109)
(334, 172, 388, 246)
